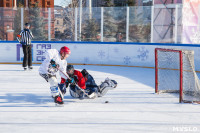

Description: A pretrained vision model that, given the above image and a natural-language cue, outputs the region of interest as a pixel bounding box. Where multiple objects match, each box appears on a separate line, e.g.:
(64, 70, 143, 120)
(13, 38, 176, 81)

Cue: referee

(17, 23, 34, 70)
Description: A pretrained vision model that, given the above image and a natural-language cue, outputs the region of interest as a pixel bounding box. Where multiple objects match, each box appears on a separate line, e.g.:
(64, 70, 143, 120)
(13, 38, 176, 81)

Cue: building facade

(0, 0, 54, 41)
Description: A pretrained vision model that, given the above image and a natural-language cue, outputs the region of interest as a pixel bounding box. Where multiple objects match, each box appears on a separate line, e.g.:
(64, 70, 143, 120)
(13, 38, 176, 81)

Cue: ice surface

(0, 64, 200, 133)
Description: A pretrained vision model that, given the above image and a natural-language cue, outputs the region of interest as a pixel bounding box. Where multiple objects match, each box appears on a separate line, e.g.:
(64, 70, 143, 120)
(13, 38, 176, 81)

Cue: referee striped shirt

(17, 29, 33, 45)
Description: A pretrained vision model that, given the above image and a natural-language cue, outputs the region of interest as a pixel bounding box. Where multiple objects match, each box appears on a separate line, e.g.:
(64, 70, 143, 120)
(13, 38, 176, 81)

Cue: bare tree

(127, 0, 136, 6)
(56, 0, 86, 41)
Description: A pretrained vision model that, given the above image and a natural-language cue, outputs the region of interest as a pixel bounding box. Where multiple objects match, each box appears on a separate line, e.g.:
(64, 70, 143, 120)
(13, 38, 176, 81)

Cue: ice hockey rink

(0, 64, 200, 133)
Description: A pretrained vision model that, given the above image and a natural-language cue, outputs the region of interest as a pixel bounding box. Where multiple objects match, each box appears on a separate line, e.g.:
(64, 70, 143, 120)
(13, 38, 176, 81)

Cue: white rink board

(1, 42, 200, 70)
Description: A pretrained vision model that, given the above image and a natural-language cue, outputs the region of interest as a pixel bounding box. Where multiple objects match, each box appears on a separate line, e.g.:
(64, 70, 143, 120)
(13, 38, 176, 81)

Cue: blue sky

(54, 0, 71, 6)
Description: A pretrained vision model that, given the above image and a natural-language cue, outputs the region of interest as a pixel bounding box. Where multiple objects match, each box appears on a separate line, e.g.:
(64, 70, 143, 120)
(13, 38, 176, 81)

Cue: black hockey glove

(65, 81, 69, 88)
(50, 59, 59, 68)
(48, 60, 59, 75)
(66, 78, 73, 83)
(66, 75, 78, 85)
(74, 75, 78, 82)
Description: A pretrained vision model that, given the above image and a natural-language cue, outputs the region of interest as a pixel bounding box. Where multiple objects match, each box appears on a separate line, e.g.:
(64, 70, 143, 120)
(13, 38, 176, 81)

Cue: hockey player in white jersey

(39, 46, 71, 105)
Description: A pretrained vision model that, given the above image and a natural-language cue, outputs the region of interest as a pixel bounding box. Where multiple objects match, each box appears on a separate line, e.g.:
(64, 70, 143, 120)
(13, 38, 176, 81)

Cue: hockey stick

(49, 60, 88, 97)
(57, 67, 91, 98)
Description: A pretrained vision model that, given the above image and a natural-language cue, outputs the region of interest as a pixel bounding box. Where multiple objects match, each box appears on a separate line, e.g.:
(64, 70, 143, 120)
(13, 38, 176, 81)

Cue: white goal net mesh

(156, 48, 200, 103)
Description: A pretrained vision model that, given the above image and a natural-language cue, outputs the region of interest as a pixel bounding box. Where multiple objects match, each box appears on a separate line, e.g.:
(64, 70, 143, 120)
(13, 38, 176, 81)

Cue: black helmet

(81, 69, 89, 79)
(67, 65, 74, 77)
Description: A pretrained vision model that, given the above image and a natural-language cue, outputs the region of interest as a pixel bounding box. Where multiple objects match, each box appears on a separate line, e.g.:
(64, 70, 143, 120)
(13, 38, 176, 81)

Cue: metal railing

(0, 5, 190, 44)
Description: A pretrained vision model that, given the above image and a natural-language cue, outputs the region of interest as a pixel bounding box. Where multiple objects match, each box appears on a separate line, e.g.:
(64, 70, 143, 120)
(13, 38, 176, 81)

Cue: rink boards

(1, 41, 200, 70)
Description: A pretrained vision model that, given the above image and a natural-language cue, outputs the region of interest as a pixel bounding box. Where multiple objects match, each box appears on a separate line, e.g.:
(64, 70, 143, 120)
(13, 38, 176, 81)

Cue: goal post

(155, 48, 200, 103)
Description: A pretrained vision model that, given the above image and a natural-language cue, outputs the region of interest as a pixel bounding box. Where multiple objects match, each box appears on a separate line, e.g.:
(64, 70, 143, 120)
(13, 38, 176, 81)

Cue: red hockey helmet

(60, 46, 71, 55)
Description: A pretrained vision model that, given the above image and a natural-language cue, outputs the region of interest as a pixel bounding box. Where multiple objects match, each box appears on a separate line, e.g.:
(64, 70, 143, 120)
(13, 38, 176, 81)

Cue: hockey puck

(105, 101, 109, 103)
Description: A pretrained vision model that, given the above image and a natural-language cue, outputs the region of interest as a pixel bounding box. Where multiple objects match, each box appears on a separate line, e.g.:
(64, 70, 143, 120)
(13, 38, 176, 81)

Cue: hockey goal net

(155, 48, 200, 103)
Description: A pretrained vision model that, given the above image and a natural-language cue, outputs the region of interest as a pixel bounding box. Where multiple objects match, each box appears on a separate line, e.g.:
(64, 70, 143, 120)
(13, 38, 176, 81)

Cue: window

(6, 3, 10, 7)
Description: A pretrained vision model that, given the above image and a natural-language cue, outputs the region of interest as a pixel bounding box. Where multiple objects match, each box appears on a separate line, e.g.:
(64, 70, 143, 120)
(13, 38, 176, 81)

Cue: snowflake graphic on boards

(98, 50, 105, 59)
(123, 56, 131, 65)
(137, 47, 149, 61)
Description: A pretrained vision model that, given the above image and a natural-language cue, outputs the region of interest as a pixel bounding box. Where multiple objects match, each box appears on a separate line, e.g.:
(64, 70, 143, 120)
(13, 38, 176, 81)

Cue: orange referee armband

(17, 34, 21, 38)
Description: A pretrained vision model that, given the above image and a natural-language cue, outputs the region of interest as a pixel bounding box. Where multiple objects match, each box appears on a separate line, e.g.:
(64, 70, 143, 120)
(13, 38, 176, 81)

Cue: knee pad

(49, 77, 58, 87)
(49, 77, 61, 97)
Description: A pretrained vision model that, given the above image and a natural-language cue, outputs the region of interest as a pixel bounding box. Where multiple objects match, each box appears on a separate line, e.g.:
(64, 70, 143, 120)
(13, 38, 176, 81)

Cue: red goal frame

(155, 48, 183, 103)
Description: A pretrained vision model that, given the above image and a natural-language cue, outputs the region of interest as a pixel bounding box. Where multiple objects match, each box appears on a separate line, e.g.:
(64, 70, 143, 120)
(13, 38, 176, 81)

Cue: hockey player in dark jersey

(60, 65, 117, 100)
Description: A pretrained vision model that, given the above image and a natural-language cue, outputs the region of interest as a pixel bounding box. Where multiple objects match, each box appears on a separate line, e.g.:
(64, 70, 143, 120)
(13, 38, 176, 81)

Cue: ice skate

(28, 66, 33, 70)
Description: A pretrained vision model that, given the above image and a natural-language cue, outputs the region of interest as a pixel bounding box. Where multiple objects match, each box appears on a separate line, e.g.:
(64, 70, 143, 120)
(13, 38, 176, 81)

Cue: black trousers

(22, 45, 32, 67)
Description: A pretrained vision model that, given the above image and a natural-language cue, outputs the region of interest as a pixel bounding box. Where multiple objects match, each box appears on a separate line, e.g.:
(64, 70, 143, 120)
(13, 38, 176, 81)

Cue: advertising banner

(182, 0, 200, 44)
(1, 42, 200, 70)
